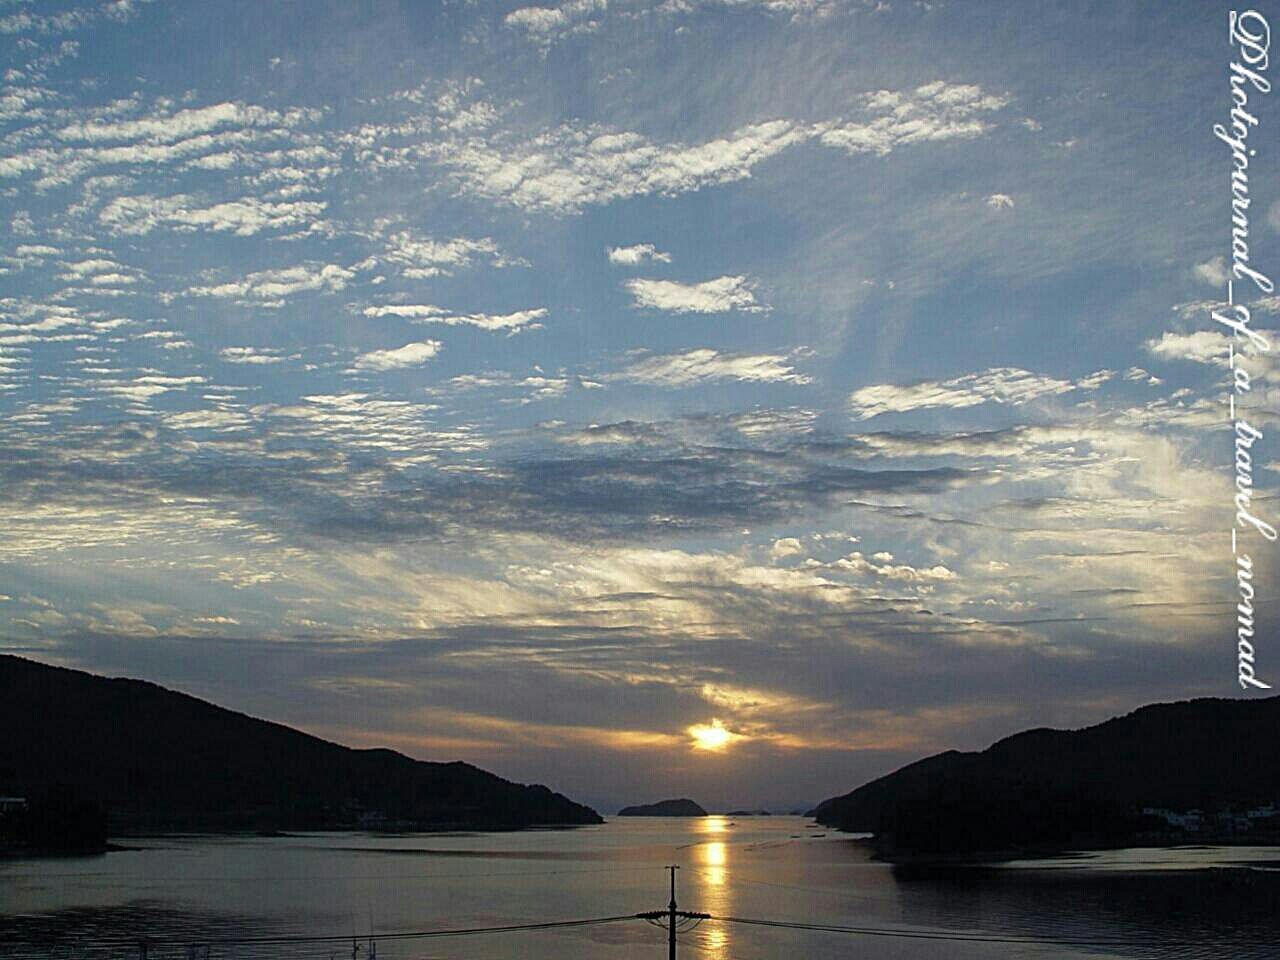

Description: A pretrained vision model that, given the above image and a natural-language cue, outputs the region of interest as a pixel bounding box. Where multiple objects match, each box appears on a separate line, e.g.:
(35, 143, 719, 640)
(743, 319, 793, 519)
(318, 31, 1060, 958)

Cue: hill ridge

(0, 655, 602, 833)
(811, 695, 1280, 857)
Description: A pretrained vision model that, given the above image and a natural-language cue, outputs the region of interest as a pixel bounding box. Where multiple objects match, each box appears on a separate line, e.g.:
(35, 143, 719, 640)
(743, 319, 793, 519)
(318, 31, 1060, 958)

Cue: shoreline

(842, 834, 1280, 867)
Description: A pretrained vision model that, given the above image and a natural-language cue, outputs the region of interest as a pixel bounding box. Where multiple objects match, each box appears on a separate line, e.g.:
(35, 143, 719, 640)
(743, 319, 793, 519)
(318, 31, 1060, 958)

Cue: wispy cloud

(57, 101, 314, 144)
(1145, 330, 1233, 366)
(607, 243, 672, 266)
(423, 81, 1008, 214)
(849, 367, 1110, 420)
(625, 275, 763, 313)
(618, 348, 811, 385)
(368, 230, 519, 278)
(187, 263, 354, 304)
(100, 193, 326, 236)
(504, 0, 606, 49)
(220, 346, 301, 365)
(818, 82, 1010, 156)
(351, 340, 443, 371)
(362, 304, 548, 332)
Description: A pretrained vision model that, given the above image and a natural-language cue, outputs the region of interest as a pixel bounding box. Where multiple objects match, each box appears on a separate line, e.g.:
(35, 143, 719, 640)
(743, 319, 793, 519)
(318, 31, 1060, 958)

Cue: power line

(710, 914, 1275, 948)
(14, 869, 1279, 957)
(28, 915, 637, 951)
(20, 863, 650, 883)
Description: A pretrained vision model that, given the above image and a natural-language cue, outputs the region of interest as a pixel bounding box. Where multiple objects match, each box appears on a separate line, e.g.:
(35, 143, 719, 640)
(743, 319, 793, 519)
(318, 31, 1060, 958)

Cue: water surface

(3, 817, 1278, 959)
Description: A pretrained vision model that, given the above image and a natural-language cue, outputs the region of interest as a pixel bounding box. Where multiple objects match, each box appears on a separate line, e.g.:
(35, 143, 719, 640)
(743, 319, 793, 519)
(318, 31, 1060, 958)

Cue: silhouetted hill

(617, 798, 707, 816)
(811, 696, 1280, 858)
(0, 656, 601, 834)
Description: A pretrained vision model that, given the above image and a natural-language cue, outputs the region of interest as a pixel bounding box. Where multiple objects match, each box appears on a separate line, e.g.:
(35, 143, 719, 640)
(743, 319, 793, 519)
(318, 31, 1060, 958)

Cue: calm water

(3, 817, 1279, 959)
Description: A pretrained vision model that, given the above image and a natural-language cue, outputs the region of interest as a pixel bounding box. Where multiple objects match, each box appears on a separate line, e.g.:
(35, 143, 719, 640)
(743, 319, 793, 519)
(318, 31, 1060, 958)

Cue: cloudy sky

(1, 0, 1276, 812)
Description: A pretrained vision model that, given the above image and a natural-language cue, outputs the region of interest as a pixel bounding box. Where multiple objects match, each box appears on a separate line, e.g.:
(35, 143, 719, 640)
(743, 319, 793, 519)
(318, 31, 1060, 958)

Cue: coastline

(849, 833, 1280, 867)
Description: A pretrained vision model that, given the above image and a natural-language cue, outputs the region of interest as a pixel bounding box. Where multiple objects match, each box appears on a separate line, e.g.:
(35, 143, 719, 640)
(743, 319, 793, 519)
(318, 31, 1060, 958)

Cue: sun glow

(688, 718, 736, 751)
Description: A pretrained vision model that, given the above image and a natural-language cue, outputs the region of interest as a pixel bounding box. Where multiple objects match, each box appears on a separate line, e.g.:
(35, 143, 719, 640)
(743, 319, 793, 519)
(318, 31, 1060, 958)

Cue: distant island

(618, 798, 707, 817)
(811, 695, 1280, 860)
(726, 809, 771, 816)
(0, 655, 601, 852)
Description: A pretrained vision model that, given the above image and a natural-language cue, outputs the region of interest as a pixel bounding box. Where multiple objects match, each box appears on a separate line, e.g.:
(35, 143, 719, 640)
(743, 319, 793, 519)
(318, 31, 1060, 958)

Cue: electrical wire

(22, 915, 638, 951)
(710, 913, 1276, 948)
(13, 892, 1278, 953)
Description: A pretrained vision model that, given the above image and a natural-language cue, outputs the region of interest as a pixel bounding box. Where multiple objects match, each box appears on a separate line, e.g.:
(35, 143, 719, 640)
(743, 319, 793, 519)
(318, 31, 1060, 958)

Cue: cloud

(607, 244, 672, 266)
(427, 369, 597, 405)
(625, 275, 763, 313)
(220, 346, 300, 365)
(833, 550, 957, 583)
(503, 0, 841, 55)
(818, 81, 1009, 156)
(1144, 330, 1232, 366)
(351, 340, 443, 371)
(188, 263, 355, 303)
(0, 353, 1229, 810)
(57, 101, 314, 144)
(617, 348, 811, 386)
(504, 0, 606, 48)
(100, 194, 325, 236)
(0, 95, 324, 189)
(0, 0, 149, 37)
(15, 245, 60, 258)
(986, 193, 1014, 209)
(98, 374, 206, 403)
(1193, 256, 1230, 288)
(770, 537, 803, 559)
(427, 119, 810, 214)
(371, 230, 517, 278)
(849, 367, 1108, 420)
(421, 81, 1008, 214)
(663, 0, 841, 21)
(361, 304, 548, 332)
(54, 259, 144, 288)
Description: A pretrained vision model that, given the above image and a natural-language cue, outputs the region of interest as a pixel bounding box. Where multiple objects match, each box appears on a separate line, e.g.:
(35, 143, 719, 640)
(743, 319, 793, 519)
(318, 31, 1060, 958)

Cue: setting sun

(688, 719, 736, 751)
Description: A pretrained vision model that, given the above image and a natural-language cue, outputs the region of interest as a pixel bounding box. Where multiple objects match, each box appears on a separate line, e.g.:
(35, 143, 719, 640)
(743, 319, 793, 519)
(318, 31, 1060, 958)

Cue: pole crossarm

(634, 911, 709, 920)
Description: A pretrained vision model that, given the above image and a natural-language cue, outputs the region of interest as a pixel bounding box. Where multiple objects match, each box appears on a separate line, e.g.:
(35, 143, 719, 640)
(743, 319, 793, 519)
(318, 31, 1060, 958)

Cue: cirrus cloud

(351, 340, 443, 371)
(617, 348, 811, 386)
(607, 244, 672, 266)
(625, 275, 763, 314)
(361, 304, 548, 333)
(849, 367, 1110, 420)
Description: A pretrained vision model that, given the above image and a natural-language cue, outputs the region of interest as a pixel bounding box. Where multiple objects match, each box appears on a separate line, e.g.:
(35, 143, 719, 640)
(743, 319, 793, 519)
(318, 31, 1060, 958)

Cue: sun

(688, 719, 736, 751)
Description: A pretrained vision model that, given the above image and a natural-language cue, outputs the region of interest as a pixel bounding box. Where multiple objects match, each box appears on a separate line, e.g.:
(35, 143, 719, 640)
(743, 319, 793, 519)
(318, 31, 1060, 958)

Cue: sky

(1, 0, 1277, 814)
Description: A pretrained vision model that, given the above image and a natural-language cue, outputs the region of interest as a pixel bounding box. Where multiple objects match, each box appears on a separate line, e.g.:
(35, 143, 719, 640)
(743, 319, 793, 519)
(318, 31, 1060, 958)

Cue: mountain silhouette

(810, 696, 1280, 857)
(617, 798, 707, 816)
(0, 655, 601, 834)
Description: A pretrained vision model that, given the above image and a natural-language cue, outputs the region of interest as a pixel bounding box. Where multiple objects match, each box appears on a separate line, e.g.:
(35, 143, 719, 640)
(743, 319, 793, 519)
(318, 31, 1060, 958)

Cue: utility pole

(667, 864, 677, 960)
(636, 864, 709, 960)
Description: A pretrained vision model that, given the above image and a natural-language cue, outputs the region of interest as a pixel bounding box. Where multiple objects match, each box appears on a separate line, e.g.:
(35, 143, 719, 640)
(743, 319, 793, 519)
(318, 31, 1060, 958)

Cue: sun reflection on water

(690, 816, 732, 959)
(702, 840, 727, 886)
(700, 923, 730, 958)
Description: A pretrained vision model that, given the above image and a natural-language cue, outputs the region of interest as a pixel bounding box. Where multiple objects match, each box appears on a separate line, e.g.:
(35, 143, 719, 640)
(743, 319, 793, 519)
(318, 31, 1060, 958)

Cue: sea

(3, 816, 1278, 959)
